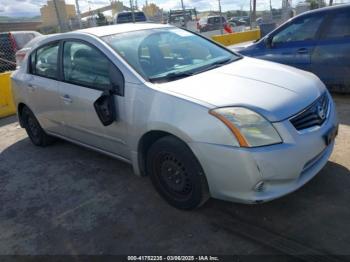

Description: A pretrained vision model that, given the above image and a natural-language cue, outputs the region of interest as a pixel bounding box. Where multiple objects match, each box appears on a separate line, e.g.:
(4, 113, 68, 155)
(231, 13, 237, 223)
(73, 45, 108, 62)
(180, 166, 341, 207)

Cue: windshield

(102, 27, 240, 83)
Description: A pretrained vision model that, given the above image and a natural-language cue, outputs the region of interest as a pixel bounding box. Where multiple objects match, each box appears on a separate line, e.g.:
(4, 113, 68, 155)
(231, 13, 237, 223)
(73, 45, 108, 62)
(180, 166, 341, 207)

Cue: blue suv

(236, 5, 350, 93)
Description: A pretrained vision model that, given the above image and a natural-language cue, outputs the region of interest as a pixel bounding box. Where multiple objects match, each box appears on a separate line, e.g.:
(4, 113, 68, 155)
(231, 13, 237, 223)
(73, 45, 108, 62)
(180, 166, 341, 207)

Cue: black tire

(21, 107, 56, 147)
(147, 136, 210, 210)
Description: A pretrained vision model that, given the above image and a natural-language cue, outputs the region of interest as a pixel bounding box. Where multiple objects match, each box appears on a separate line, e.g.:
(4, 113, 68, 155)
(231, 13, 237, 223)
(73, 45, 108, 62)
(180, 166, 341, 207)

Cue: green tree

(142, 3, 162, 17)
(306, 0, 326, 9)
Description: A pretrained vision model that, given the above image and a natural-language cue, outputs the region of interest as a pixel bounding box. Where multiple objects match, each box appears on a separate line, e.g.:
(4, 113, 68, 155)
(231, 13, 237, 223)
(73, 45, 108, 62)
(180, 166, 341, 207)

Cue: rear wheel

(147, 136, 209, 210)
(22, 107, 56, 146)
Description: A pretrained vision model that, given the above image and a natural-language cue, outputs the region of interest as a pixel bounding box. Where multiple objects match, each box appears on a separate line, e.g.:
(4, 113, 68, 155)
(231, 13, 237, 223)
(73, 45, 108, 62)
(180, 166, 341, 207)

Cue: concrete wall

(211, 29, 261, 46)
(0, 22, 42, 32)
(0, 72, 16, 118)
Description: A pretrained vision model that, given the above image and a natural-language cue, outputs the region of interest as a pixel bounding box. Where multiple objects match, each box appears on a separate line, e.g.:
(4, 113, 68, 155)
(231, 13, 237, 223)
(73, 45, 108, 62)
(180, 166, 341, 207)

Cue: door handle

(61, 94, 72, 104)
(297, 48, 309, 54)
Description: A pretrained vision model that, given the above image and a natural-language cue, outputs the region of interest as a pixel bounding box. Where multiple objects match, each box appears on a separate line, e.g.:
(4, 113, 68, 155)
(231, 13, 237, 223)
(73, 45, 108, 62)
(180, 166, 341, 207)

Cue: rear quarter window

(29, 42, 59, 79)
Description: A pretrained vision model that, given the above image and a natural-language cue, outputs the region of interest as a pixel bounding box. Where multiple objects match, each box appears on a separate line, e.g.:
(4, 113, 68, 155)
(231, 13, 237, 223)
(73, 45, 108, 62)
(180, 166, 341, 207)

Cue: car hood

(228, 41, 255, 52)
(159, 57, 325, 122)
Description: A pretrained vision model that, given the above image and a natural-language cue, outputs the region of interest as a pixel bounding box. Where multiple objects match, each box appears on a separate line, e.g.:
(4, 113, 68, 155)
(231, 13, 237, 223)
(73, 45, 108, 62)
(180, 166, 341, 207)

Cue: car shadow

(201, 160, 350, 254)
(0, 115, 17, 128)
(1, 137, 350, 255)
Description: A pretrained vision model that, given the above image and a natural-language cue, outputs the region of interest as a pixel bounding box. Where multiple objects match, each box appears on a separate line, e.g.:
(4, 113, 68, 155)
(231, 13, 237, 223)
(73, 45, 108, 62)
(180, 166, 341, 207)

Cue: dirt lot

(0, 95, 349, 259)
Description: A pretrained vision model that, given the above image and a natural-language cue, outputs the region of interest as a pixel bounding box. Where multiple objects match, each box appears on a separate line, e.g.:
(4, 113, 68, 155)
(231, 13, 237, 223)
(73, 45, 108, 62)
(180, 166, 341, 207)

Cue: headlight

(209, 107, 282, 147)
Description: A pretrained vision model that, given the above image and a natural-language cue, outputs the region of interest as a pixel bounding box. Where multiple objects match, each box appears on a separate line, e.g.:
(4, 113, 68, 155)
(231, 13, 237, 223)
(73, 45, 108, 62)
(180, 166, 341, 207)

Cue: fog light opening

(254, 181, 265, 192)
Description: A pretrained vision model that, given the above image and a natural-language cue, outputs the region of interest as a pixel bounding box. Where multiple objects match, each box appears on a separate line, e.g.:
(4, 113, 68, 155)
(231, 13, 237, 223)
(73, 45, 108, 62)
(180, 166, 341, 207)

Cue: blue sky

(0, 0, 288, 17)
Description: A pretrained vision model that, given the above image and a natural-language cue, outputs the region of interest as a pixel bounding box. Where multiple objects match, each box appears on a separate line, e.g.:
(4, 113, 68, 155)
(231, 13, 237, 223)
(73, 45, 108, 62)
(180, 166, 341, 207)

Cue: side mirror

(94, 90, 116, 126)
(93, 63, 124, 126)
(264, 36, 273, 48)
(109, 63, 125, 96)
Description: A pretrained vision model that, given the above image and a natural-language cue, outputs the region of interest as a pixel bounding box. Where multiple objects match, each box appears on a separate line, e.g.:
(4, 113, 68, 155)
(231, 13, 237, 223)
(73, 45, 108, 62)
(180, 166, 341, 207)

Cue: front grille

(290, 93, 329, 131)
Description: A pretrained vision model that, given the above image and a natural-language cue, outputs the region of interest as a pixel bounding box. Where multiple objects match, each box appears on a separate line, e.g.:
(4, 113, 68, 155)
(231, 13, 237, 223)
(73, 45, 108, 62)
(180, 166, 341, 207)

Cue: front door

(258, 14, 325, 72)
(58, 40, 129, 158)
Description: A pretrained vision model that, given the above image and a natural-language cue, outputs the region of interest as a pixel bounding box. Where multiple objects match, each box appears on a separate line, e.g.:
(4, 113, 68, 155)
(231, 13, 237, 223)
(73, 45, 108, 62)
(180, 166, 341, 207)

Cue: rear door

(258, 14, 325, 71)
(311, 10, 350, 91)
(25, 41, 64, 135)
(58, 40, 129, 158)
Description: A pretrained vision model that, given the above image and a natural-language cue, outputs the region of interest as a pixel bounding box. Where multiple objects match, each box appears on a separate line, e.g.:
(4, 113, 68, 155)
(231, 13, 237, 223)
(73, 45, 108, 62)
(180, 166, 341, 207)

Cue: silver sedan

(11, 23, 338, 209)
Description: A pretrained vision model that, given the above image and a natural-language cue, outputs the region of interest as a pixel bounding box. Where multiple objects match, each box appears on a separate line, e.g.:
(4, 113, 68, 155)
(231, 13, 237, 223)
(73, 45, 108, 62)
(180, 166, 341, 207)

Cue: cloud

(0, 0, 46, 17)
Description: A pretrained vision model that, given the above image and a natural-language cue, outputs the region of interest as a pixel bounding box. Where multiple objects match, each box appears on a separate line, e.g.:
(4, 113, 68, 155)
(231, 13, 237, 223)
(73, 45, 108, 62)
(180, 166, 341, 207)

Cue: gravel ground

(0, 94, 349, 258)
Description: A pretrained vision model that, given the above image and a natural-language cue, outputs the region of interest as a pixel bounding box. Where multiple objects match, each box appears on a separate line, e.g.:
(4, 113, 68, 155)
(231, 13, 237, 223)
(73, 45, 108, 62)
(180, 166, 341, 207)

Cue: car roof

(77, 23, 173, 37)
(0, 31, 40, 35)
(300, 3, 350, 16)
(11, 31, 41, 35)
(117, 11, 145, 14)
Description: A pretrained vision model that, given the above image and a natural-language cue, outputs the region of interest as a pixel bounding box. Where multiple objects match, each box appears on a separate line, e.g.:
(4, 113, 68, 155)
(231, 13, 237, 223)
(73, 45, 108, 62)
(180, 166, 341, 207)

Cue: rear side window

(117, 12, 146, 23)
(135, 12, 146, 22)
(321, 12, 350, 39)
(63, 41, 111, 89)
(30, 42, 59, 79)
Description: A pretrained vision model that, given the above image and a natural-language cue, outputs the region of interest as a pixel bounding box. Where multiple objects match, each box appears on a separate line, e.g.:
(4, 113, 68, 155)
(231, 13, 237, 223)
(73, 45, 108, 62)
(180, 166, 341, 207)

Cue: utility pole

(130, 0, 135, 22)
(249, 0, 252, 29)
(252, 0, 256, 28)
(218, 0, 223, 35)
(75, 0, 82, 28)
(180, 0, 187, 28)
(53, 0, 64, 32)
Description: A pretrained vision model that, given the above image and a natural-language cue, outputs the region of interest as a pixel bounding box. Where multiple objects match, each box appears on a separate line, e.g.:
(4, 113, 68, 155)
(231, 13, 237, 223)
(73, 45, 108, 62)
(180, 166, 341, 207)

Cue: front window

(272, 15, 324, 44)
(102, 28, 240, 83)
(63, 41, 111, 89)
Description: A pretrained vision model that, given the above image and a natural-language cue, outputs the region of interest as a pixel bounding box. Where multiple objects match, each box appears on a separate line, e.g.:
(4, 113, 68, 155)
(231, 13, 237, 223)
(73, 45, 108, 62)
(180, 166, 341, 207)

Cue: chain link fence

(0, 33, 17, 73)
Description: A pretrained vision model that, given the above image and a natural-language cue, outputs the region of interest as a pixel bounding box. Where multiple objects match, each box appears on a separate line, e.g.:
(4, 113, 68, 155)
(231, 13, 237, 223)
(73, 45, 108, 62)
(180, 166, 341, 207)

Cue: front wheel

(22, 107, 56, 147)
(147, 136, 210, 210)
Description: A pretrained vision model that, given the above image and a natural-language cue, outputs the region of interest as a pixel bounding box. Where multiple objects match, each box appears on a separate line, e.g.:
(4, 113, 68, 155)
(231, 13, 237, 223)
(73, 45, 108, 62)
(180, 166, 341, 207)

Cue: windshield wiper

(209, 57, 236, 67)
(149, 71, 194, 83)
(148, 57, 237, 83)
(192, 57, 236, 75)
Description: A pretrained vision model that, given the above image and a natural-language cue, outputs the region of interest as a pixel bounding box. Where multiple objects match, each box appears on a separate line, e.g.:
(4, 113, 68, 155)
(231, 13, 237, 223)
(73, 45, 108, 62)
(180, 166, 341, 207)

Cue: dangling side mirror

(93, 63, 125, 126)
(264, 36, 273, 48)
(94, 90, 116, 126)
(109, 63, 125, 96)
